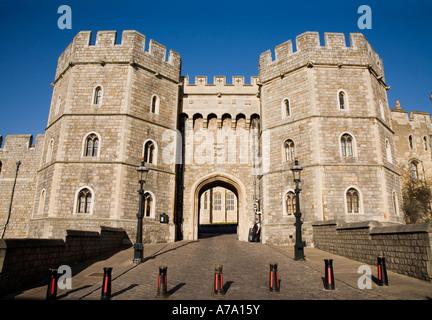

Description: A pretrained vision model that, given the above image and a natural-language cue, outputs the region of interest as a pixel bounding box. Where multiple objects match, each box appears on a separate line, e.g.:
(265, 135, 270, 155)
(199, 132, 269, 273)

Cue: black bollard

(46, 268, 58, 300)
(377, 257, 389, 286)
(101, 267, 113, 300)
(269, 263, 280, 293)
(324, 259, 335, 290)
(156, 266, 168, 298)
(214, 265, 225, 296)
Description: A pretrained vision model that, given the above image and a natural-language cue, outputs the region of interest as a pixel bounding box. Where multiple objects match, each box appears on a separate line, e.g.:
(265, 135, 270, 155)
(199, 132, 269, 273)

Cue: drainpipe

(1, 160, 21, 239)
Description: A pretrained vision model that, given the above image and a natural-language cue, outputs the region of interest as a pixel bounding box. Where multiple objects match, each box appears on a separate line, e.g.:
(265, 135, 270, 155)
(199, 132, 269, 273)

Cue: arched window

(76, 188, 92, 214)
(341, 133, 354, 157)
(423, 136, 428, 151)
(408, 135, 413, 150)
(143, 192, 153, 217)
(46, 139, 54, 163)
(385, 139, 392, 163)
(410, 161, 419, 179)
(38, 189, 46, 215)
(226, 192, 235, 211)
(282, 98, 290, 117)
(214, 192, 222, 211)
(151, 94, 159, 114)
(338, 91, 346, 110)
(143, 140, 156, 164)
(346, 188, 360, 214)
(0, 161, 3, 175)
(84, 133, 99, 157)
(93, 86, 103, 105)
(284, 139, 295, 162)
(285, 191, 296, 215)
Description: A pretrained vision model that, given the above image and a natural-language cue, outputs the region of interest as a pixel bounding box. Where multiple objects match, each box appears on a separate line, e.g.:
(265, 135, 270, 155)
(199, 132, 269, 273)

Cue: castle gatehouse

(2, 30, 430, 245)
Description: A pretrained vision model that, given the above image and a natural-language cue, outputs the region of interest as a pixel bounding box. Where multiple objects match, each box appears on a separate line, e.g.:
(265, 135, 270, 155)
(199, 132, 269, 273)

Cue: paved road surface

(4, 234, 432, 301)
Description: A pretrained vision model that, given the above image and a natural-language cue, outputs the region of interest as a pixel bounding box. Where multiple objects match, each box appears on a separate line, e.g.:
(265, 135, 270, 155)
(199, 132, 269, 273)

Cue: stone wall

(0, 226, 130, 296)
(0, 135, 44, 238)
(312, 220, 432, 281)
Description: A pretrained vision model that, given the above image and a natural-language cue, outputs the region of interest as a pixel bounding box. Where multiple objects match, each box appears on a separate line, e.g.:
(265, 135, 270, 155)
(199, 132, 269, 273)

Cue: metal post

(101, 267, 113, 300)
(133, 180, 145, 264)
(377, 257, 389, 286)
(156, 266, 168, 298)
(269, 263, 280, 293)
(294, 184, 306, 260)
(46, 268, 58, 300)
(324, 259, 335, 290)
(214, 265, 225, 296)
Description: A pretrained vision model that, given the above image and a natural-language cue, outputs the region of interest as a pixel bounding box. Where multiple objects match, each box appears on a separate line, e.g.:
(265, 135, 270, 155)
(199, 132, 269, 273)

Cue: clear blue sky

(0, 0, 431, 140)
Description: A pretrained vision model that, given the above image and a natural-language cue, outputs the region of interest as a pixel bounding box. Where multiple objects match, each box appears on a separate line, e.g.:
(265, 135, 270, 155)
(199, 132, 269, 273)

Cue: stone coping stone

(66, 230, 100, 237)
(0, 238, 65, 249)
(370, 222, 432, 235)
(311, 219, 432, 235)
(311, 219, 338, 227)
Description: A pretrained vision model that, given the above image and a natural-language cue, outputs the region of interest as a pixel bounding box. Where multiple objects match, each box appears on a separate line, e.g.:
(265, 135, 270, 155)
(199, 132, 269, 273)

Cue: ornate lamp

(133, 158, 149, 264)
(290, 157, 306, 261)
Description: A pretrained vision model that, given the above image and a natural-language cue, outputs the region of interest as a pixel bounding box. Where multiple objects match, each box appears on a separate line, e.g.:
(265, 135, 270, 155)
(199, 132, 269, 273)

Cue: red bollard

(377, 257, 389, 286)
(156, 266, 168, 298)
(269, 263, 280, 293)
(324, 259, 335, 290)
(101, 267, 113, 300)
(46, 268, 58, 300)
(214, 265, 225, 296)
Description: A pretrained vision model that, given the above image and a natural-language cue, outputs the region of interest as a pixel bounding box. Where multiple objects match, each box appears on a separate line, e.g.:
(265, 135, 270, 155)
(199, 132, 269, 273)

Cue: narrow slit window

(286, 191, 296, 215)
(283, 99, 290, 117)
(284, 139, 295, 161)
(143, 192, 153, 217)
(94, 86, 102, 105)
(151, 95, 159, 114)
(410, 161, 418, 179)
(339, 91, 346, 110)
(144, 141, 155, 164)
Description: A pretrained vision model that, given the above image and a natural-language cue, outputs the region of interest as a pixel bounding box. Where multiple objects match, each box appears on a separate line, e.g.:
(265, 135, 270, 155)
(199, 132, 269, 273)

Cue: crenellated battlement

(259, 31, 384, 84)
(54, 30, 181, 83)
(0, 134, 44, 152)
(182, 75, 259, 86)
(390, 104, 432, 126)
(182, 76, 259, 96)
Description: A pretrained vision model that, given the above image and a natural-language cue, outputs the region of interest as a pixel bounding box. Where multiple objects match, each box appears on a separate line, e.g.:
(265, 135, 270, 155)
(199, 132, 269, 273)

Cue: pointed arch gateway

(190, 172, 248, 241)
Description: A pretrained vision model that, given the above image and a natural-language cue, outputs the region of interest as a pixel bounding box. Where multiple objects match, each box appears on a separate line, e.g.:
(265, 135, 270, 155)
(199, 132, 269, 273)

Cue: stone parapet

(0, 226, 130, 296)
(312, 220, 432, 281)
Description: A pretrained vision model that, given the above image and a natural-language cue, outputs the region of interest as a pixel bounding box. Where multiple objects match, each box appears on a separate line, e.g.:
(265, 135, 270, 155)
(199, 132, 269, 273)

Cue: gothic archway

(190, 172, 248, 241)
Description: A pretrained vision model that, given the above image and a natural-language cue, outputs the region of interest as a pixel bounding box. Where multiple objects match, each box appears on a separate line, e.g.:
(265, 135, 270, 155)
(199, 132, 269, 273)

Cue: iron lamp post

(291, 158, 306, 261)
(133, 159, 149, 264)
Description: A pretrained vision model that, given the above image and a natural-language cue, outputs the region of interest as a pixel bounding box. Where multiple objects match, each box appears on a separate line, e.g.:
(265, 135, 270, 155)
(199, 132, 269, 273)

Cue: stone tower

(258, 32, 404, 244)
(28, 30, 181, 242)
